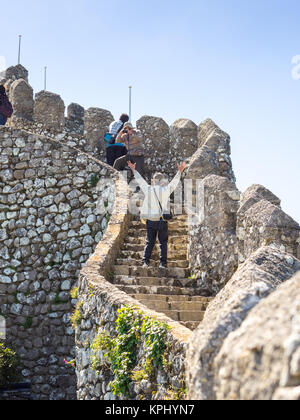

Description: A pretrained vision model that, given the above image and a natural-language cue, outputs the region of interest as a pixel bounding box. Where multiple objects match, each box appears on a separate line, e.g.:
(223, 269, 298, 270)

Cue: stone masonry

(188, 175, 240, 296)
(9, 79, 34, 121)
(214, 271, 300, 400)
(238, 199, 300, 264)
(1, 64, 300, 401)
(34, 91, 65, 132)
(186, 246, 300, 400)
(0, 126, 116, 400)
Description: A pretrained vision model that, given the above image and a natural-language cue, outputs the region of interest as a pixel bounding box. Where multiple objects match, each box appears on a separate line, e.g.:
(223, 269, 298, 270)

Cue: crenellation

(9, 79, 34, 121)
(34, 91, 65, 132)
(169, 119, 198, 167)
(84, 107, 114, 154)
(238, 198, 300, 264)
(4, 65, 29, 84)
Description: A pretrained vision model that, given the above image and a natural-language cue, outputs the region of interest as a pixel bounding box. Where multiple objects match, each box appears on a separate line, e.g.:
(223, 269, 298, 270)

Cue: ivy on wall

(0, 341, 20, 387)
(90, 305, 170, 398)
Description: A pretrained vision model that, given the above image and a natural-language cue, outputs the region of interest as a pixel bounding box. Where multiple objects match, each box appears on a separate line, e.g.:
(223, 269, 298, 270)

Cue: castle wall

(186, 246, 300, 400)
(0, 126, 115, 400)
(187, 175, 240, 296)
(74, 178, 192, 400)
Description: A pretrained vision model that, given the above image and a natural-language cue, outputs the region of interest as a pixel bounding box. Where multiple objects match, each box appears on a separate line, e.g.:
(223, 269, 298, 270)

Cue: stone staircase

(111, 214, 213, 330)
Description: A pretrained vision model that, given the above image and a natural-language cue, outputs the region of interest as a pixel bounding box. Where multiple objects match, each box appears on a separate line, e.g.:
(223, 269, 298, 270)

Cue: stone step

(129, 294, 213, 303)
(113, 276, 198, 288)
(119, 251, 188, 262)
(116, 259, 189, 269)
(129, 213, 188, 223)
(115, 284, 202, 296)
(153, 310, 205, 323)
(114, 265, 190, 279)
(122, 243, 187, 253)
(127, 228, 188, 237)
(129, 221, 188, 230)
(125, 235, 188, 245)
(136, 299, 209, 312)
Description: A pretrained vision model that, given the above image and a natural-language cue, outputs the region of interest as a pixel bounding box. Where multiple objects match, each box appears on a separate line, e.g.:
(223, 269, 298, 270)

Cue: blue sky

(1, 0, 299, 222)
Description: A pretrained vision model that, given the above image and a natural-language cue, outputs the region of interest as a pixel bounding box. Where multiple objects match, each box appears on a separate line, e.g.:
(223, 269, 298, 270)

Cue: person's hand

(178, 162, 187, 173)
(128, 161, 136, 172)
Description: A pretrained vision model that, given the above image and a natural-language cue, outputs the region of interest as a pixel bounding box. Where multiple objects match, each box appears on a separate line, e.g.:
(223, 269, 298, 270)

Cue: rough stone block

(170, 119, 198, 163)
(67, 103, 84, 122)
(214, 271, 300, 400)
(238, 184, 281, 218)
(186, 246, 300, 400)
(188, 175, 240, 295)
(5, 65, 29, 83)
(238, 199, 300, 264)
(136, 115, 171, 177)
(84, 107, 114, 152)
(9, 79, 34, 121)
(186, 145, 219, 181)
(34, 91, 65, 131)
(197, 119, 235, 182)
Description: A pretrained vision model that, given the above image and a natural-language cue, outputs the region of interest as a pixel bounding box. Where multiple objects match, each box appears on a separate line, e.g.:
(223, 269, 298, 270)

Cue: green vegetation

(70, 301, 84, 329)
(164, 385, 187, 401)
(0, 341, 20, 387)
(91, 305, 170, 398)
(23, 317, 33, 329)
(89, 174, 99, 188)
(70, 287, 78, 300)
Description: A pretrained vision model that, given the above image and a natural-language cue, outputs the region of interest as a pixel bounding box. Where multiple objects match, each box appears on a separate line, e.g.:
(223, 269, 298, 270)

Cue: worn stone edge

(80, 173, 192, 344)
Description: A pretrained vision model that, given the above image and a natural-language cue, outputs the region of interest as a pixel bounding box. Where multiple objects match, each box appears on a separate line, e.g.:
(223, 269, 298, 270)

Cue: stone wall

(136, 116, 172, 178)
(214, 271, 300, 400)
(34, 91, 65, 132)
(76, 276, 191, 401)
(84, 108, 114, 155)
(4, 65, 28, 83)
(9, 79, 34, 121)
(188, 175, 240, 296)
(197, 119, 236, 183)
(75, 177, 193, 400)
(237, 186, 300, 264)
(186, 246, 300, 400)
(0, 126, 116, 400)
(3, 66, 237, 183)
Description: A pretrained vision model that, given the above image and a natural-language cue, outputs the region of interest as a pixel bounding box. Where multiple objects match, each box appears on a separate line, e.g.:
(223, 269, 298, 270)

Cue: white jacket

(134, 171, 181, 221)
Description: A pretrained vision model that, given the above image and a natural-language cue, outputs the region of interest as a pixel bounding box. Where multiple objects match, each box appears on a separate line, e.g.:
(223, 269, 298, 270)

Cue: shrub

(91, 305, 170, 398)
(0, 342, 20, 387)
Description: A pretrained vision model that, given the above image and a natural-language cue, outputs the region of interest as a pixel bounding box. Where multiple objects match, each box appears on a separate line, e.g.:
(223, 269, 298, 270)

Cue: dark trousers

(114, 154, 145, 176)
(106, 145, 127, 167)
(0, 113, 7, 126)
(143, 220, 168, 265)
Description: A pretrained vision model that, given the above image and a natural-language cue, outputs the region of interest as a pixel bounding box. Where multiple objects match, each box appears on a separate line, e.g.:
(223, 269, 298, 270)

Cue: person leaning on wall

(105, 113, 130, 167)
(113, 122, 145, 176)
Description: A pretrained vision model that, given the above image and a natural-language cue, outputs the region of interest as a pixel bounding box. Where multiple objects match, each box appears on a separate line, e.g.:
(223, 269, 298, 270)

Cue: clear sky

(1, 0, 299, 222)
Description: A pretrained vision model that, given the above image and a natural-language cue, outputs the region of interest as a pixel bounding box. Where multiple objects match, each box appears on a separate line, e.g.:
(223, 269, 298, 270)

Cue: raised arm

(168, 162, 187, 194)
(128, 161, 149, 194)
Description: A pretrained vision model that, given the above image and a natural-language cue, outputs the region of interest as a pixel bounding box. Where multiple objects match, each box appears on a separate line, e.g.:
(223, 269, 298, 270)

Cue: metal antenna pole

(129, 86, 132, 122)
(18, 35, 22, 65)
(44, 67, 47, 91)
